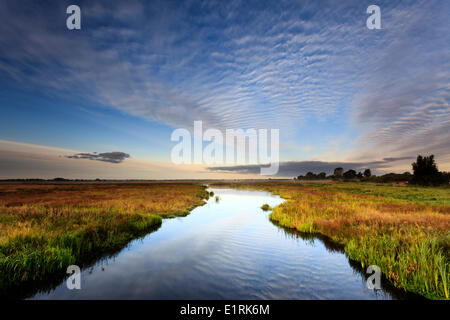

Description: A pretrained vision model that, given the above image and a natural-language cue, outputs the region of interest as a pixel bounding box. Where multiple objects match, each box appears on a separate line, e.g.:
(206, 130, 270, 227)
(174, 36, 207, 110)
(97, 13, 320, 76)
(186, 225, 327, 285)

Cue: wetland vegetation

(213, 181, 450, 300)
(0, 182, 209, 296)
(0, 180, 448, 300)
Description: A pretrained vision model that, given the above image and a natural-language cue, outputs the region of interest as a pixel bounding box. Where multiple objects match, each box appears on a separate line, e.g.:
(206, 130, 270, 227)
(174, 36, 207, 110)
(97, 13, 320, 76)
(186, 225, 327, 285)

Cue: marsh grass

(0, 183, 209, 294)
(215, 181, 450, 300)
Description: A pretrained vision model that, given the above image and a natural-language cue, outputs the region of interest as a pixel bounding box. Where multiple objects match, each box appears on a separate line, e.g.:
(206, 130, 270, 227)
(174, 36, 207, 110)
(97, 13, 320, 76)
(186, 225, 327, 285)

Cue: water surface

(32, 188, 413, 299)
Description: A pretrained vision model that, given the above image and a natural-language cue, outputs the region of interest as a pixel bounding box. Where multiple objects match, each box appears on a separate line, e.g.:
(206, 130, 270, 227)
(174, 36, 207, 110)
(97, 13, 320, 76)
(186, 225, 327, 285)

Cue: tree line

(294, 155, 449, 186)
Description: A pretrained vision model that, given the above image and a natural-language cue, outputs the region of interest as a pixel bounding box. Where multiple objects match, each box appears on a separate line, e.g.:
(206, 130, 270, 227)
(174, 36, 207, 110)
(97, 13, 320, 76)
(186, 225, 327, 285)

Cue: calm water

(31, 188, 413, 299)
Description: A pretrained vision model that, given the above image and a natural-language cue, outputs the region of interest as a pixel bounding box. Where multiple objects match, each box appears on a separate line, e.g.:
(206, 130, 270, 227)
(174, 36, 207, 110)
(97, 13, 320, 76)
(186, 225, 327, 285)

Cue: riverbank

(0, 183, 209, 295)
(213, 181, 449, 300)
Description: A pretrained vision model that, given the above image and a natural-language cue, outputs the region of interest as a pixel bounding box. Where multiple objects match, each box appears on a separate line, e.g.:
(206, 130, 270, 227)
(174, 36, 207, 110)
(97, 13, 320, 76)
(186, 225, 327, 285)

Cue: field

(1, 181, 449, 300)
(216, 181, 449, 300)
(0, 182, 209, 296)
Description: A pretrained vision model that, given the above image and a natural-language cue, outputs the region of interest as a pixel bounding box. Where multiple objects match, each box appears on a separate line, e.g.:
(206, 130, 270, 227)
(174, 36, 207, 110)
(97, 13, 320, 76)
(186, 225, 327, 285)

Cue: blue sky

(0, 0, 449, 178)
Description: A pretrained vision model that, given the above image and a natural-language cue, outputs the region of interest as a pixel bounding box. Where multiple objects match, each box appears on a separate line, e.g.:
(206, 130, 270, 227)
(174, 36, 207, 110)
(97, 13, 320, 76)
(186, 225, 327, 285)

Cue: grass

(214, 181, 450, 300)
(2, 180, 448, 299)
(261, 204, 271, 211)
(0, 182, 209, 295)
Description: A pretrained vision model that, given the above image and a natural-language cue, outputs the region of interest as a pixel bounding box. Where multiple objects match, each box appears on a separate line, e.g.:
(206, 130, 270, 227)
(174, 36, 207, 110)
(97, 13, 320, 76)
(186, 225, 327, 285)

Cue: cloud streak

(209, 157, 415, 177)
(0, 140, 259, 179)
(66, 152, 130, 164)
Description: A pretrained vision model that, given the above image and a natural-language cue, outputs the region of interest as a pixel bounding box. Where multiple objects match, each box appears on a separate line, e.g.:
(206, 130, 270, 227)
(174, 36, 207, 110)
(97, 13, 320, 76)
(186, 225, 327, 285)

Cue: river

(31, 188, 414, 299)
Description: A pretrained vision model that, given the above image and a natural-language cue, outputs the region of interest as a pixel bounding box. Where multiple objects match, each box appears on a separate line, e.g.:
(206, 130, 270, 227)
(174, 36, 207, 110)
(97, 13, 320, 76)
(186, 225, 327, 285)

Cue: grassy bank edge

(216, 182, 448, 300)
(266, 194, 448, 300)
(0, 185, 210, 297)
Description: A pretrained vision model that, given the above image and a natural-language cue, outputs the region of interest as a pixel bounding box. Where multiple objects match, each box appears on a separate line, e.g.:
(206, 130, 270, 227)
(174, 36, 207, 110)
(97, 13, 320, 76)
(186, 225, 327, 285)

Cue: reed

(217, 181, 449, 300)
(0, 183, 209, 294)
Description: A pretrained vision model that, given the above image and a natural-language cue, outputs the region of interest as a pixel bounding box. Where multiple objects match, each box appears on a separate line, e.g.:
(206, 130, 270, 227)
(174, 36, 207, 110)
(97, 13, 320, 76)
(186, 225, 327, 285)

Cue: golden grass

(0, 182, 209, 295)
(213, 181, 450, 300)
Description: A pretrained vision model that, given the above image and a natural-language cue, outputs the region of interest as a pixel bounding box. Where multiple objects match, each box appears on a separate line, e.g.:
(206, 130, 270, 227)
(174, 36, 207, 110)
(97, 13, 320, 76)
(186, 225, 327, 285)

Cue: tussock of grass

(219, 181, 450, 300)
(0, 183, 208, 294)
(260, 204, 271, 211)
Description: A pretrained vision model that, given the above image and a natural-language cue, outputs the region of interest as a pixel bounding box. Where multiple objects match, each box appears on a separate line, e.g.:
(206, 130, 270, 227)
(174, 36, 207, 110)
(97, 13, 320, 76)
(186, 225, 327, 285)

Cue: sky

(0, 0, 449, 179)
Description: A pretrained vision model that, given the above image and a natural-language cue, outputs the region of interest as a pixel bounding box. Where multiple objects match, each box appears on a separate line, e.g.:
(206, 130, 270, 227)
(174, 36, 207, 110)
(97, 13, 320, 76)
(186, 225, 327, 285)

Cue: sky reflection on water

(32, 188, 413, 300)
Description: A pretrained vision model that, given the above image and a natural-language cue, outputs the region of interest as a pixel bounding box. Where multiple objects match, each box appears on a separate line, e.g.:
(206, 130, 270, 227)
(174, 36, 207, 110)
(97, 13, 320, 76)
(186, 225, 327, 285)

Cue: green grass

(0, 183, 209, 295)
(306, 182, 450, 205)
(215, 181, 450, 300)
(0, 213, 161, 293)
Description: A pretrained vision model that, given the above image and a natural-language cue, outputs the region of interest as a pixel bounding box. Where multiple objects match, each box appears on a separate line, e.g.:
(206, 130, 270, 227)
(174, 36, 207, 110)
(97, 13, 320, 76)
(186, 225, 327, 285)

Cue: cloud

(0, 0, 448, 166)
(208, 157, 416, 177)
(0, 1, 222, 129)
(349, 1, 450, 161)
(66, 152, 130, 164)
(382, 157, 414, 162)
(0, 0, 398, 132)
(0, 139, 263, 179)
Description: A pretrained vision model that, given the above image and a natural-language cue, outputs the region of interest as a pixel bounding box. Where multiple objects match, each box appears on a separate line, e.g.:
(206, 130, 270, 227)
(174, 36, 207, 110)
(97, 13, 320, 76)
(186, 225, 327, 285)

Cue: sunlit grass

(0, 182, 209, 293)
(217, 181, 450, 300)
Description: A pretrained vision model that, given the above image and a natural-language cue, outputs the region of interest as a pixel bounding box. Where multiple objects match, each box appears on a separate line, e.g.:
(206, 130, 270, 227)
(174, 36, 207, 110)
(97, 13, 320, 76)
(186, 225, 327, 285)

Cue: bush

(343, 169, 357, 180)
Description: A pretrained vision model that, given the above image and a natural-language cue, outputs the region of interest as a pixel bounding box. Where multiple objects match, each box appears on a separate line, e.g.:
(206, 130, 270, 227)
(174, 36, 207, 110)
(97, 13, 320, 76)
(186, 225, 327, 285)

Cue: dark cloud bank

(209, 157, 414, 177)
(66, 152, 130, 164)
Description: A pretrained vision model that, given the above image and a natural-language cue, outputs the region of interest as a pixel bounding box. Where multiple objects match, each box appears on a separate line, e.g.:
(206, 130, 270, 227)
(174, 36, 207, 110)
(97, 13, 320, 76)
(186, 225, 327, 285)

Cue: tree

(333, 167, 343, 178)
(410, 155, 446, 186)
(305, 172, 317, 180)
(318, 172, 327, 179)
(357, 172, 363, 179)
(363, 169, 372, 177)
(443, 172, 450, 183)
(343, 169, 357, 179)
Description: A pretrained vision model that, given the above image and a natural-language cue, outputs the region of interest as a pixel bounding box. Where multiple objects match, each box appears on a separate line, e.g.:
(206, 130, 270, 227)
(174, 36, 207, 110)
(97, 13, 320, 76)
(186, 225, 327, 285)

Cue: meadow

(0, 182, 209, 295)
(215, 181, 450, 300)
(1, 180, 448, 300)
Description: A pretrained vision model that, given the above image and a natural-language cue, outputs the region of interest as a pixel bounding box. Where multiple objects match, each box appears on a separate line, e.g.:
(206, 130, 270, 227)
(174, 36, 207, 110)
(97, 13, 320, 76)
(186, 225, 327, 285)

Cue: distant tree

(363, 169, 372, 177)
(413, 155, 439, 175)
(443, 172, 450, 184)
(357, 172, 363, 179)
(305, 172, 317, 180)
(343, 169, 357, 179)
(410, 155, 446, 186)
(318, 172, 327, 179)
(333, 167, 344, 178)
